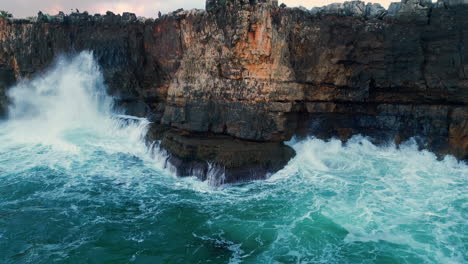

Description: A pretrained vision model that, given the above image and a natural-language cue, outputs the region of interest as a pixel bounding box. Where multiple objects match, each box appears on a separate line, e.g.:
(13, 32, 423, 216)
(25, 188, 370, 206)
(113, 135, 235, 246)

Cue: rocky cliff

(0, 0, 467, 183)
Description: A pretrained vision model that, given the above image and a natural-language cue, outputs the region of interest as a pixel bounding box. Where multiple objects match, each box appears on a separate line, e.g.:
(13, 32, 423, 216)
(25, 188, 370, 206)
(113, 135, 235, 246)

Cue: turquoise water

(0, 52, 466, 264)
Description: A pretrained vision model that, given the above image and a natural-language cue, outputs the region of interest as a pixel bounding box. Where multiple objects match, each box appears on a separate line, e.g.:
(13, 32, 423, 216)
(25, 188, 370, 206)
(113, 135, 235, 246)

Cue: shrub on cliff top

(0, 10, 13, 18)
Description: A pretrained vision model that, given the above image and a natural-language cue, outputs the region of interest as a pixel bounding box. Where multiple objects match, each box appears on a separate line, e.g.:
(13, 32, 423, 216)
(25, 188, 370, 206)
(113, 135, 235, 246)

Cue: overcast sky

(0, 0, 394, 18)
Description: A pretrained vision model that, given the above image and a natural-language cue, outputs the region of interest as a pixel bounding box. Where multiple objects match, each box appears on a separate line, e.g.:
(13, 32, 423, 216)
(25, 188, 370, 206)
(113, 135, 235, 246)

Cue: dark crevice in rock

(458, 22, 467, 79)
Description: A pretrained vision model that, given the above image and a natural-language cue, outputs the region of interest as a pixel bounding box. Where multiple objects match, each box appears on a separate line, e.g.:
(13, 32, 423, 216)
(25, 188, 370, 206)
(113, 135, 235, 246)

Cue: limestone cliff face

(0, 13, 173, 112)
(160, 1, 468, 159)
(0, 0, 467, 167)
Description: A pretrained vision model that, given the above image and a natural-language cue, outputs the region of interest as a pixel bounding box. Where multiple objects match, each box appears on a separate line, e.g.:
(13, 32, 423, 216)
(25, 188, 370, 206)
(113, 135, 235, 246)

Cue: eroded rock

(0, 0, 467, 184)
(146, 125, 295, 185)
(387, 2, 402, 15)
(365, 3, 387, 18)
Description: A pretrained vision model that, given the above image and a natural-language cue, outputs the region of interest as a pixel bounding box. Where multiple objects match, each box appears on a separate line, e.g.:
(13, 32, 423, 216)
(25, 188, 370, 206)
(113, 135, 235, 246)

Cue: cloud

(1, 0, 201, 17)
(0, 0, 395, 18)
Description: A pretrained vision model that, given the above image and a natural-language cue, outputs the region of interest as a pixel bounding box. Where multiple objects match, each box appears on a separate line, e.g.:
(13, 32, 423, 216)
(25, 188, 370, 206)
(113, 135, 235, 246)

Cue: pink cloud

(2, 0, 397, 18)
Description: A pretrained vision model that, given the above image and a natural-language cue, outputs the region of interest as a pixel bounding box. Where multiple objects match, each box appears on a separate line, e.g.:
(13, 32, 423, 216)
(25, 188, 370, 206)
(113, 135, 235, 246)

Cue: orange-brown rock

(0, 0, 467, 183)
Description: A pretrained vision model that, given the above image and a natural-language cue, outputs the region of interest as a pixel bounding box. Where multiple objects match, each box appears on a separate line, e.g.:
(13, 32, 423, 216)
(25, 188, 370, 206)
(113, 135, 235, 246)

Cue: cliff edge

(0, 0, 467, 184)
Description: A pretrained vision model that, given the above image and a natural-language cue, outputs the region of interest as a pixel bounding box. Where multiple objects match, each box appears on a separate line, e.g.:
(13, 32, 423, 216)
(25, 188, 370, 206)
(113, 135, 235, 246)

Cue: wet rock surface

(146, 124, 295, 185)
(0, 0, 467, 183)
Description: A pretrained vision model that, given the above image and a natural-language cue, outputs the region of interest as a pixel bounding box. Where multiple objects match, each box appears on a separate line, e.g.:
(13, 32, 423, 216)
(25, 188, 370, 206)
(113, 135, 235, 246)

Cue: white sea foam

(1, 51, 151, 157)
(0, 51, 466, 264)
(260, 136, 468, 263)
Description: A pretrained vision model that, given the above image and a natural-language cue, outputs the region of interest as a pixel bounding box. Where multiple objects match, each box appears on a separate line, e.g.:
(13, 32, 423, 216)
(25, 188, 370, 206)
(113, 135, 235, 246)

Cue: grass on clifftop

(0, 10, 13, 18)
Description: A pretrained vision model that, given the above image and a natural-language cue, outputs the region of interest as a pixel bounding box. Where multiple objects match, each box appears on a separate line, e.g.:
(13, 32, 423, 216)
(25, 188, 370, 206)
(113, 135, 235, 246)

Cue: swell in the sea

(0, 52, 466, 264)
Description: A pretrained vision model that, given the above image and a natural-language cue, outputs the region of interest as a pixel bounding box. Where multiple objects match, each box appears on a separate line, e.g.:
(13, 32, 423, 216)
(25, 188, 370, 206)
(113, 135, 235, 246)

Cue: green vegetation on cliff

(0, 10, 13, 18)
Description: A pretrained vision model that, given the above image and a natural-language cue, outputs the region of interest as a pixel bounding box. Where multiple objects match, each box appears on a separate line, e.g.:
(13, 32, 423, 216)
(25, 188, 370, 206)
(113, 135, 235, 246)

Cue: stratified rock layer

(146, 125, 295, 185)
(0, 0, 467, 183)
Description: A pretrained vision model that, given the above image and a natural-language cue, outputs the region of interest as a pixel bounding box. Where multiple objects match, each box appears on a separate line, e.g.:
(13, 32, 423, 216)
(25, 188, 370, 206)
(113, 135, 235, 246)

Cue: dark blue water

(0, 52, 466, 264)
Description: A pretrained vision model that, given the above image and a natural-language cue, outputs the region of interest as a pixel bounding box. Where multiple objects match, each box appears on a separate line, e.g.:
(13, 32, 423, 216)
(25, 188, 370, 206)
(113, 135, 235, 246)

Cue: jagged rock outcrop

(365, 3, 387, 18)
(146, 124, 295, 185)
(387, 2, 402, 15)
(0, 0, 467, 183)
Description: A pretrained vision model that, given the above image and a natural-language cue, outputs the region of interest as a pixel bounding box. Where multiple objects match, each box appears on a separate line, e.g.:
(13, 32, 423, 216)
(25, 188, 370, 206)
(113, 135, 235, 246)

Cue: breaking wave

(0, 52, 466, 264)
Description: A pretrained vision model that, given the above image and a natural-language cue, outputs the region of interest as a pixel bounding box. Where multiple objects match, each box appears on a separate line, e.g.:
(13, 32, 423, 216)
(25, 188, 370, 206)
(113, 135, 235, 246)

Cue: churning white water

(1, 51, 150, 154)
(0, 51, 466, 264)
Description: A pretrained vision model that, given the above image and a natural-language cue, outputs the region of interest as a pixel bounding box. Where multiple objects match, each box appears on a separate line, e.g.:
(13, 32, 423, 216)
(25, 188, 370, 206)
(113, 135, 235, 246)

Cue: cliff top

(1, 0, 468, 25)
(206, 0, 279, 10)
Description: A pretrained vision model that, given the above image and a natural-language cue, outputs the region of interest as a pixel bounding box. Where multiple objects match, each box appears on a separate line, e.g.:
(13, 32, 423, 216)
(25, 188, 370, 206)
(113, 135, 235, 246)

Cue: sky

(0, 0, 394, 18)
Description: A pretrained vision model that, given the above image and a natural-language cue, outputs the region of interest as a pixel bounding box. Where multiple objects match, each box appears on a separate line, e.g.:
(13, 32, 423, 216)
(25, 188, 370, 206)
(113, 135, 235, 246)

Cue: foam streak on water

(0, 52, 466, 264)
